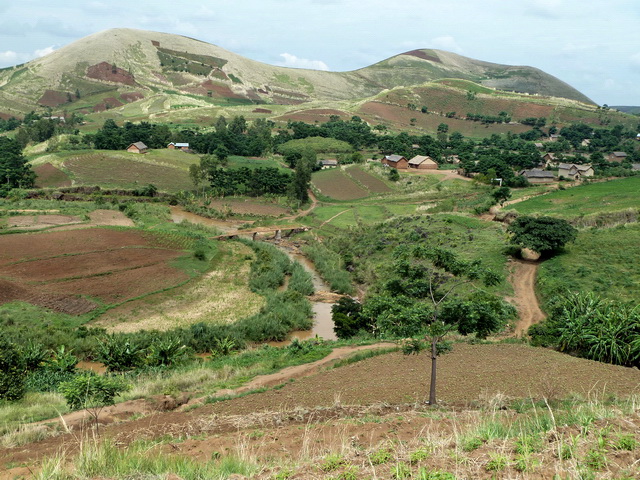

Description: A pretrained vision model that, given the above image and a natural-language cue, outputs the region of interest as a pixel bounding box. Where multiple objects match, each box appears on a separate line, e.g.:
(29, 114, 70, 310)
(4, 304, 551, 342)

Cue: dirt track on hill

(510, 259, 547, 335)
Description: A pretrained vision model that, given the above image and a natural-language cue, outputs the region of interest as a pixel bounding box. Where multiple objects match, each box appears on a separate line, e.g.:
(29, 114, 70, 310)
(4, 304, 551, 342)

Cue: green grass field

(505, 177, 640, 218)
(537, 223, 640, 305)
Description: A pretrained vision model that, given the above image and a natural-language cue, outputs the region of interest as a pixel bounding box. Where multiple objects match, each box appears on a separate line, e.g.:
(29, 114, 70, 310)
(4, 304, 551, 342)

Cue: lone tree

(385, 246, 508, 405)
(59, 373, 129, 432)
(507, 215, 577, 257)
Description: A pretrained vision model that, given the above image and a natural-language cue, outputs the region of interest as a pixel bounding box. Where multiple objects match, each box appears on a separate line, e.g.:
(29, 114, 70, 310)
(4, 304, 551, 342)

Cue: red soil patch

(403, 49, 442, 63)
(48, 261, 187, 303)
(5, 343, 640, 477)
(120, 92, 144, 102)
(86, 62, 136, 85)
(0, 112, 13, 120)
(207, 198, 289, 216)
(252, 108, 272, 114)
(0, 229, 187, 313)
(93, 97, 123, 112)
(37, 90, 70, 108)
(190, 80, 246, 99)
(33, 163, 71, 188)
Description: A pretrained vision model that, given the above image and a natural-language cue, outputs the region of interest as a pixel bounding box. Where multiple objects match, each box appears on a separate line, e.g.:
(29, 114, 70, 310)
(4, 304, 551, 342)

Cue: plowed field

(0, 228, 188, 314)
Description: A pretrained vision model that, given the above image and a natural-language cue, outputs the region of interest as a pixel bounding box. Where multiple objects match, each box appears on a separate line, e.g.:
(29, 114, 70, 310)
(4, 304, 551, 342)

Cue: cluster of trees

(465, 111, 511, 124)
(92, 119, 172, 150)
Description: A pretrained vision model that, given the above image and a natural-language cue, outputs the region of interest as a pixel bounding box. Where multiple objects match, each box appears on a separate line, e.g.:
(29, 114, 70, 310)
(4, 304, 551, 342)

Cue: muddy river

(170, 206, 337, 343)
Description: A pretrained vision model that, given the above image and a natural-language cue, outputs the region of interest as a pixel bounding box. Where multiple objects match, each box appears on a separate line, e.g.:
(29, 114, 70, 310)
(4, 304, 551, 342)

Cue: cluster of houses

(126, 142, 192, 154)
(380, 155, 438, 170)
(519, 163, 595, 184)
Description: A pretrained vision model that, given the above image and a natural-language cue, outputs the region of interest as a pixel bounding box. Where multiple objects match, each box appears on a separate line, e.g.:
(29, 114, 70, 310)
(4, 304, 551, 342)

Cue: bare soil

(509, 259, 547, 335)
(2, 343, 640, 477)
(0, 228, 188, 313)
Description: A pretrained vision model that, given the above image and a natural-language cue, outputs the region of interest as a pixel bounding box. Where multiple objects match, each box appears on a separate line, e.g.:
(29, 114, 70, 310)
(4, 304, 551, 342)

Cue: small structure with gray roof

(557, 163, 594, 180)
(381, 154, 408, 169)
(518, 169, 555, 184)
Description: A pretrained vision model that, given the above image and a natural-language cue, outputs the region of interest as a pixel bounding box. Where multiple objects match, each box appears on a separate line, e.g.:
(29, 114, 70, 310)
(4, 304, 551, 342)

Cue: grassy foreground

(27, 394, 640, 479)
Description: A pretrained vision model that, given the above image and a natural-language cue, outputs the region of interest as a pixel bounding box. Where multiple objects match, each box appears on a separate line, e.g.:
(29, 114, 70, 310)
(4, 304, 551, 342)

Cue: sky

(1, 0, 639, 105)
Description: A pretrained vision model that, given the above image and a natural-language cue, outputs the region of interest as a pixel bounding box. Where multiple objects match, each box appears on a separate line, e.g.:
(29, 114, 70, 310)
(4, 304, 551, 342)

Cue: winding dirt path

(509, 259, 546, 336)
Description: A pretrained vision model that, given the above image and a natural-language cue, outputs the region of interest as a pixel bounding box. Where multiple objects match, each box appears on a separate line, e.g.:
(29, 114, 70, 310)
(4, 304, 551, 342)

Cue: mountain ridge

(0, 28, 594, 118)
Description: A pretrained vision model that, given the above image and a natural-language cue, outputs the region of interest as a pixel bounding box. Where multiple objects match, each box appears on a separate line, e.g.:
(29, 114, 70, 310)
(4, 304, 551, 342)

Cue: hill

(0, 28, 598, 127)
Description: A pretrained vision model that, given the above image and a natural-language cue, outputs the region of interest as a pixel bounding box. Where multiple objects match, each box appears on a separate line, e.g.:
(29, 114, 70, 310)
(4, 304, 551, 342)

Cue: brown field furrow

(2, 248, 181, 282)
(0, 229, 156, 265)
(45, 262, 189, 303)
(346, 166, 392, 193)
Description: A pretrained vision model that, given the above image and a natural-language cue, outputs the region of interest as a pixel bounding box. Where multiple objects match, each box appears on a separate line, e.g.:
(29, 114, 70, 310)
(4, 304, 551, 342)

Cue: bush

(97, 335, 145, 372)
(0, 336, 26, 401)
(59, 373, 129, 413)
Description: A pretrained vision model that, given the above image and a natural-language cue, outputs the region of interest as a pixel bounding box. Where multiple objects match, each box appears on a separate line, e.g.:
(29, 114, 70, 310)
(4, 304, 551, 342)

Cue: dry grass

(94, 242, 264, 332)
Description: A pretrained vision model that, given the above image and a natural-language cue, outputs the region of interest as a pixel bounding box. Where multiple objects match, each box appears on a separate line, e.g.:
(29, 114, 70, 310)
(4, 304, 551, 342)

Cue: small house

(408, 155, 438, 170)
(557, 163, 594, 180)
(631, 163, 640, 171)
(548, 134, 561, 142)
(127, 142, 148, 154)
(607, 151, 628, 163)
(168, 142, 190, 151)
(318, 159, 338, 169)
(381, 155, 408, 169)
(519, 169, 555, 184)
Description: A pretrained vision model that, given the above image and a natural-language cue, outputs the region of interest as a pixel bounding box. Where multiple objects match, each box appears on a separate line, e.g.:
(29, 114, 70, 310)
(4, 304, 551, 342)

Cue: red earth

(0, 228, 188, 314)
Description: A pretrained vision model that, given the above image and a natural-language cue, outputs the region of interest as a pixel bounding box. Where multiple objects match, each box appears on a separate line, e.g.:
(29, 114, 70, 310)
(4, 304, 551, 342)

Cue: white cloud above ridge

(277, 53, 329, 71)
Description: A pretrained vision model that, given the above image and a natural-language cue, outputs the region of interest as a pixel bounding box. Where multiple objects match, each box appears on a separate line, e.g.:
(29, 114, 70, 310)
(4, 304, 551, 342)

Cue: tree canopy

(507, 216, 578, 256)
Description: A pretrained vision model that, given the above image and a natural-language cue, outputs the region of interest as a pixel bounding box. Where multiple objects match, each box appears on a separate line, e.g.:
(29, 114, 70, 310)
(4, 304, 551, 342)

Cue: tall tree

(288, 147, 315, 205)
(386, 246, 504, 404)
(0, 137, 34, 196)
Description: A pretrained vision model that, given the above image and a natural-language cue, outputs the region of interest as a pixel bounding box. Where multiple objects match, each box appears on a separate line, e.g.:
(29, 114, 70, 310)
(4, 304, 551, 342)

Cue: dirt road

(510, 259, 546, 335)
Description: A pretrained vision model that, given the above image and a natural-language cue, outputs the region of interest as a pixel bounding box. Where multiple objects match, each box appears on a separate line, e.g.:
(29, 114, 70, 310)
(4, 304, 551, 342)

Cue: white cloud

(277, 53, 329, 71)
(35, 46, 55, 58)
(430, 36, 463, 54)
(0, 51, 18, 63)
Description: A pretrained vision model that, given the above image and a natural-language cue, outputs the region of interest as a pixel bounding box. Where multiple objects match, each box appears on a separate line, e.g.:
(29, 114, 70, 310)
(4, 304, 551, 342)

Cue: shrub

(97, 335, 145, 372)
(59, 374, 129, 424)
(0, 336, 26, 401)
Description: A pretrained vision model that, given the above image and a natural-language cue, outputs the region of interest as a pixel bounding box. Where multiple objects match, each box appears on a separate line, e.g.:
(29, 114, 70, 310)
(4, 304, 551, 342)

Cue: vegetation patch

(505, 177, 640, 218)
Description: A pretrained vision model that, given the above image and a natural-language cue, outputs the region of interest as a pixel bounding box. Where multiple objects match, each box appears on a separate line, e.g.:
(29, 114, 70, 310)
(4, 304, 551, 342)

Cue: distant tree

(507, 216, 577, 257)
(492, 186, 512, 206)
(388, 168, 400, 182)
(0, 137, 35, 196)
(332, 297, 368, 338)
